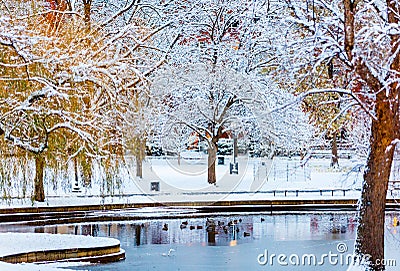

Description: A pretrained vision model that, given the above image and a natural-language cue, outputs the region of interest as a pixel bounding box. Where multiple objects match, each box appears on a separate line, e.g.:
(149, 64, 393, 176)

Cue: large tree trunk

(34, 155, 45, 202)
(136, 153, 143, 178)
(74, 156, 79, 187)
(355, 95, 396, 271)
(331, 131, 339, 168)
(81, 158, 92, 187)
(342, 3, 399, 268)
(207, 142, 217, 185)
(135, 137, 145, 178)
(83, 0, 91, 30)
(45, 0, 68, 32)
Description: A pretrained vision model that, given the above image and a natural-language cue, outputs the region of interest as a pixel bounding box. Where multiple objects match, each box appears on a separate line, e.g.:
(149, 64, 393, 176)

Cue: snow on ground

(143, 156, 365, 193)
(346, 267, 363, 271)
(149, 157, 229, 190)
(0, 233, 120, 257)
(0, 155, 377, 208)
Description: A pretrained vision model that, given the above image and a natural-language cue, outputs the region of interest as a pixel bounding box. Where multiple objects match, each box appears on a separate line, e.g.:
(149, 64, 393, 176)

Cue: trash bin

(218, 156, 225, 165)
(230, 162, 238, 174)
(151, 182, 160, 191)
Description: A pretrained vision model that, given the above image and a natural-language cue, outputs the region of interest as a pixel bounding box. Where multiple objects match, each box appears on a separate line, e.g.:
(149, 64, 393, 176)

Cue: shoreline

(0, 198, 399, 224)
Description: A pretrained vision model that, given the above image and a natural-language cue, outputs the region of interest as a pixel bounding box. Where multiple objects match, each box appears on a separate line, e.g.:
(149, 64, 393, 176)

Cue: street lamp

(230, 121, 239, 175)
(72, 157, 81, 193)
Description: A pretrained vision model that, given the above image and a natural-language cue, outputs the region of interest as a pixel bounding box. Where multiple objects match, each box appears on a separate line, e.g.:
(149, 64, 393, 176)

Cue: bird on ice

(162, 248, 175, 257)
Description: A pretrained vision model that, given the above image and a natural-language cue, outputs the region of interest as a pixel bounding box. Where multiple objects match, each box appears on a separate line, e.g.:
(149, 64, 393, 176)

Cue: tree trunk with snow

(136, 154, 143, 178)
(355, 93, 396, 271)
(135, 137, 145, 178)
(81, 158, 92, 187)
(342, 2, 400, 269)
(83, 0, 91, 30)
(34, 155, 45, 202)
(351, 50, 398, 271)
(73, 156, 79, 188)
(331, 131, 338, 168)
(207, 142, 217, 184)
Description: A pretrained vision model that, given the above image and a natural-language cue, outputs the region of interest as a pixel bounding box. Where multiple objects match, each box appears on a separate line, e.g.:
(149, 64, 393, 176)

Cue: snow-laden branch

(47, 123, 95, 145)
(318, 101, 358, 139)
(15, 10, 82, 21)
(99, 0, 141, 28)
(268, 88, 377, 121)
(4, 131, 47, 154)
(126, 32, 181, 89)
(14, 86, 68, 110)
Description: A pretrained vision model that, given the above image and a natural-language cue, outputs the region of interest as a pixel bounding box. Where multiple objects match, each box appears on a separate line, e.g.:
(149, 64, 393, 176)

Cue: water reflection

(0, 213, 358, 247)
(5, 212, 400, 271)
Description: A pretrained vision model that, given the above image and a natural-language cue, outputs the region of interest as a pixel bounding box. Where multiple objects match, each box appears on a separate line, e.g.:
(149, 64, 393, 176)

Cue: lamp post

(230, 122, 239, 174)
(72, 157, 81, 193)
(233, 134, 238, 164)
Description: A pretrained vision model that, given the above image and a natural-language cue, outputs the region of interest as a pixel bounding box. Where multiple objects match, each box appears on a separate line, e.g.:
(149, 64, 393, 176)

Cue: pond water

(0, 212, 399, 271)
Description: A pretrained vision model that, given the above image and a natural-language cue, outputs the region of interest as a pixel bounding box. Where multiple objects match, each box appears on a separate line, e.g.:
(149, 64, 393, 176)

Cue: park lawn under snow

(0, 155, 381, 209)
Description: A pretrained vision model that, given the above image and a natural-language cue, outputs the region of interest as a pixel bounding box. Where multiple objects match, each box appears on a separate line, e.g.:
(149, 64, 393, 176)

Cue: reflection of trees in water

(4, 213, 361, 245)
(151, 221, 168, 244)
(135, 225, 141, 246)
(326, 214, 357, 235)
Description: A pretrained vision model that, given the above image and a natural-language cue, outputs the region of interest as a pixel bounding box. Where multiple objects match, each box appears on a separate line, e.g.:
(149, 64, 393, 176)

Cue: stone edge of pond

(0, 243, 125, 264)
(0, 199, 399, 223)
(0, 199, 367, 214)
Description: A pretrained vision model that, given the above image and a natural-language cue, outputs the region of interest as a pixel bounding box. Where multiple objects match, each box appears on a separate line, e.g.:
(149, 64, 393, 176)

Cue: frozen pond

(0, 212, 399, 270)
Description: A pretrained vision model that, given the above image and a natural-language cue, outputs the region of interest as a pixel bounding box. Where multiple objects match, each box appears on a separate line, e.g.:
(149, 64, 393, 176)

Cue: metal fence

(267, 157, 311, 183)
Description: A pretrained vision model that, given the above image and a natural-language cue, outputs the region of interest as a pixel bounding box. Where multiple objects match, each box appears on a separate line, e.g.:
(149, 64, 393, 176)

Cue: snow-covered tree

(160, 120, 193, 165)
(274, 1, 400, 270)
(0, 2, 101, 200)
(153, 64, 270, 184)
(162, 0, 277, 72)
(266, 86, 313, 157)
(0, 0, 170, 200)
(348, 110, 371, 158)
(149, 0, 313, 184)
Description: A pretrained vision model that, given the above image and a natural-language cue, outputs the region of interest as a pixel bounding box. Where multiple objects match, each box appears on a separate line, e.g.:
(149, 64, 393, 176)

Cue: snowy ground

(0, 155, 377, 208)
